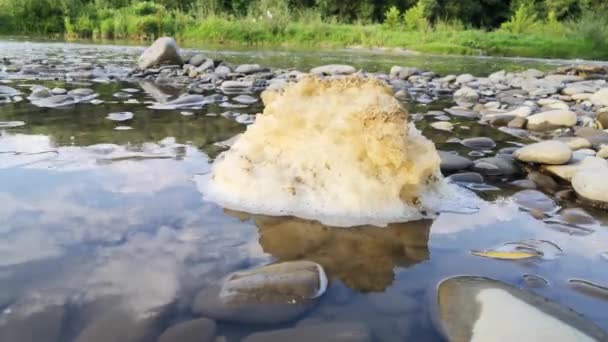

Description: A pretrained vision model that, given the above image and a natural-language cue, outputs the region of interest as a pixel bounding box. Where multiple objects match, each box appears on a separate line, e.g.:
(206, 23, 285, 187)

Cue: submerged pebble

(106, 112, 134, 122)
(437, 276, 608, 341)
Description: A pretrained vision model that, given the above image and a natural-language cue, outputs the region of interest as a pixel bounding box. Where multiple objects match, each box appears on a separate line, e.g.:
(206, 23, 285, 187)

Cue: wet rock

(106, 112, 134, 122)
(526, 171, 558, 192)
(472, 157, 518, 175)
(521, 274, 549, 288)
(220, 261, 326, 303)
(51, 87, 66, 95)
(431, 121, 453, 132)
(447, 172, 484, 184)
(543, 156, 608, 182)
(572, 168, 608, 206)
(514, 141, 572, 165)
(445, 107, 478, 118)
(526, 110, 577, 131)
(557, 208, 597, 226)
(221, 80, 253, 92)
(453, 86, 479, 105)
(138, 37, 182, 69)
(0, 305, 65, 342)
(158, 318, 217, 342)
(243, 322, 372, 342)
(512, 189, 557, 213)
(192, 261, 326, 324)
(439, 151, 473, 172)
(390, 66, 420, 80)
(232, 94, 258, 104)
(68, 88, 95, 97)
(235, 64, 265, 74)
(510, 179, 537, 189)
(310, 65, 356, 76)
(437, 276, 608, 342)
(149, 94, 208, 110)
(569, 279, 608, 301)
(461, 137, 496, 150)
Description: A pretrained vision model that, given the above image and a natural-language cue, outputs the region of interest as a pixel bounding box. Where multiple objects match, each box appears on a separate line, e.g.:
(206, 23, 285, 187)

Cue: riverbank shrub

(0, 0, 607, 59)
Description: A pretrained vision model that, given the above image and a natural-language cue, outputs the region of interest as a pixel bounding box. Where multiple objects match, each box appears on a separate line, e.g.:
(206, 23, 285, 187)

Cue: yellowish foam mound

(198, 76, 476, 227)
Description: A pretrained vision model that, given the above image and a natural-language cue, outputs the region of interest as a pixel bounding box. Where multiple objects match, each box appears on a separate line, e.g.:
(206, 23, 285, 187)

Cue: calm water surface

(0, 39, 607, 341)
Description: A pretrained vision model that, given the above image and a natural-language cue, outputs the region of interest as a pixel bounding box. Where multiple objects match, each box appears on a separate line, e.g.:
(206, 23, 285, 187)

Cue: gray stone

(0, 85, 20, 96)
(514, 141, 572, 165)
(243, 322, 372, 342)
(461, 137, 496, 150)
(522, 69, 544, 78)
(488, 70, 506, 83)
(527, 171, 558, 192)
(310, 65, 356, 75)
(439, 151, 473, 172)
(138, 37, 183, 69)
(454, 86, 479, 105)
(437, 276, 608, 342)
(188, 54, 207, 67)
(526, 110, 577, 131)
(390, 66, 420, 80)
(455, 74, 475, 84)
(573, 168, 608, 206)
(447, 172, 484, 184)
(158, 318, 217, 342)
(235, 64, 266, 74)
(574, 127, 608, 148)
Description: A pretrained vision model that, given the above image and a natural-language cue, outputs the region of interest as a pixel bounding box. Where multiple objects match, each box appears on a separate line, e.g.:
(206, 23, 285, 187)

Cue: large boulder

(137, 37, 183, 69)
(437, 276, 608, 342)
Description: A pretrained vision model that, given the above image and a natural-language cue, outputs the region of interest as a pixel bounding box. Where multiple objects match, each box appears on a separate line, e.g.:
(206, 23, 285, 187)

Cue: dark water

(1, 40, 608, 341)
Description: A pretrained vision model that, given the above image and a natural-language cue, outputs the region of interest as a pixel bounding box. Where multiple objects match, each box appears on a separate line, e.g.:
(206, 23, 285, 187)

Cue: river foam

(197, 76, 478, 227)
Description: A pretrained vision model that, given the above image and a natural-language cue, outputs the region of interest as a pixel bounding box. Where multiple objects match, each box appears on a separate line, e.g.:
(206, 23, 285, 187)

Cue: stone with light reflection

(198, 76, 474, 227)
(437, 276, 608, 342)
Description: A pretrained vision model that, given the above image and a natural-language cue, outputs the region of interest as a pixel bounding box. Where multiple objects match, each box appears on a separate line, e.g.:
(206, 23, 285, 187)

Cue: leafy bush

(383, 6, 401, 29)
(500, 3, 538, 34)
(403, 1, 430, 32)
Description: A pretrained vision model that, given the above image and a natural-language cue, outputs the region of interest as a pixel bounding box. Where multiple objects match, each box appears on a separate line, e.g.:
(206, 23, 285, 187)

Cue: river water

(0, 39, 607, 341)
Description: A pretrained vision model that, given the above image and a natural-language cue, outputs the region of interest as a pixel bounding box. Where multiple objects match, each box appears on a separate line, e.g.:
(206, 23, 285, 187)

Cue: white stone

(526, 110, 577, 131)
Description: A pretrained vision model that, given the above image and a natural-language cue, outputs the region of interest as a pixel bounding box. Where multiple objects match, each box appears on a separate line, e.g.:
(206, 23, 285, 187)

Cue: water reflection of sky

(1, 40, 608, 339)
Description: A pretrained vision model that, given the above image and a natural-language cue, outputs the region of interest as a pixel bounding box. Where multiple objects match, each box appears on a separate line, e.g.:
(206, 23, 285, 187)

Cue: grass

(179, 19, 608, 60)
(0, 0, 606, 60)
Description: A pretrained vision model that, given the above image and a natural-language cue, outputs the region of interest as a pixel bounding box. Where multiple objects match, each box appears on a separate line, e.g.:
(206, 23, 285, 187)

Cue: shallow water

(1, 39, 608, 341)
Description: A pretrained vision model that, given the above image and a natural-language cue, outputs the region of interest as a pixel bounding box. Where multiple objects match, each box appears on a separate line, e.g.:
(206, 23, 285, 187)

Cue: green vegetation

(0, 0, 607, 59)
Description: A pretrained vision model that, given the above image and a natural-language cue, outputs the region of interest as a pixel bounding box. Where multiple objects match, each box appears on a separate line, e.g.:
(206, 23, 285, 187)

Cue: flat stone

(461, 137, 496, 150)
(431, 121, 454, 132)
(235, 64, 266, 74)
(439, 151, 473, 172)
(243, 322, 372, 342)
(447, 172, 484, 184)
(543, 156, 608, 182)
(158, 318, 217, 342)
(514, 141, 572, 165)
(526, 110, 577, 131)
(437, 276, 608, 342)
(310, 65, 356, 75)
